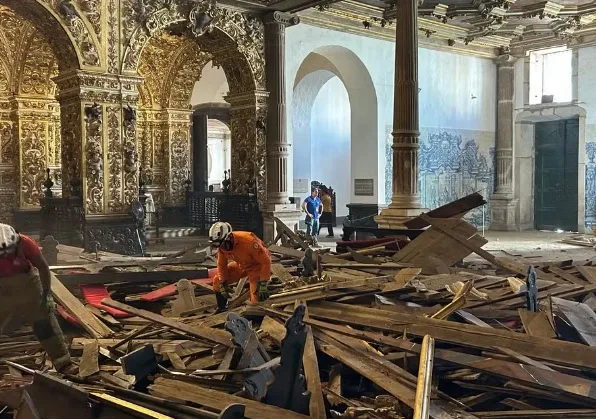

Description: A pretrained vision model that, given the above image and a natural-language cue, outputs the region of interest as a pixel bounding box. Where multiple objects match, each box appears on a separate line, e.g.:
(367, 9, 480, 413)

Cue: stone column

(375, 0, 427, 228)
(490, 55, 518, 231)
(262, 12, 301, 242)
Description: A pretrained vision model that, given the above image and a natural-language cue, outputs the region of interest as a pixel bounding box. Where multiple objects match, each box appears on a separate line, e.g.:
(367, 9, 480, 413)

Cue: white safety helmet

(0, 224, 20, 256)
(209, 222, 232, 247)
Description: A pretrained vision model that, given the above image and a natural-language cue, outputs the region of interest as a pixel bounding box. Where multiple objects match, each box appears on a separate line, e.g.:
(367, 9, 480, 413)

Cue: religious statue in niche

(124, 143, 139, 174)
(124, 104, 137, 124)
(85, 103, 102, 122)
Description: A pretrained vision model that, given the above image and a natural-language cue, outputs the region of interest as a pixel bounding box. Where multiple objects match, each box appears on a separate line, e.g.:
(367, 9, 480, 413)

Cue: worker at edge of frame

(209, 221, 272, 312)
(0, 224, 76, 374)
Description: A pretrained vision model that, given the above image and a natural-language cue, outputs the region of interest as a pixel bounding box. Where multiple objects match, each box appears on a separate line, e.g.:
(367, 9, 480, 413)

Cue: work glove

(41, 289, 56, 312)
(257, 280, 270, 302)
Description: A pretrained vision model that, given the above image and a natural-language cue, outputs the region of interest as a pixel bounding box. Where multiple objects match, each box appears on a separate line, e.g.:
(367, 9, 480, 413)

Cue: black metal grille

(187, 192, 263, 238)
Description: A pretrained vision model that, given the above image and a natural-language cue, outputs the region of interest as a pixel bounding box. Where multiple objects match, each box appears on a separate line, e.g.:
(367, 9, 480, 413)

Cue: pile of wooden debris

(2, 193, 596, 419)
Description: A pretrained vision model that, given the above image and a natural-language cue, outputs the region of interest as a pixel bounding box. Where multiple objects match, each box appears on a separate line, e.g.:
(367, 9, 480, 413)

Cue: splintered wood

(5, 193, 596, 419)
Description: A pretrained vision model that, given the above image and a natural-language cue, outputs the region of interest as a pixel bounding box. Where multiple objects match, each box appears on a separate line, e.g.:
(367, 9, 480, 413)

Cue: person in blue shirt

(301, 188, 323, 246)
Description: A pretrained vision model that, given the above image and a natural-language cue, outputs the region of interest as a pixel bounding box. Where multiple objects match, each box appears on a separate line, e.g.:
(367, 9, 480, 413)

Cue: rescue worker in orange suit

(209, 222, 271, 311)
(0, 224, 75, 373)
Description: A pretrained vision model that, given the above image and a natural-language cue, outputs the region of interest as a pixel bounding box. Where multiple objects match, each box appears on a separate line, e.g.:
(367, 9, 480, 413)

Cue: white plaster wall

(578, 47, 596, 125)
(286, 24, 497, 210)
(190, 61, 229, 106)
(309, 77, 351, 216)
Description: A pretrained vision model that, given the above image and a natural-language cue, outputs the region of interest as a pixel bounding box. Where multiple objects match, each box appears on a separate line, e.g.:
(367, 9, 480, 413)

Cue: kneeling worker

(209, 222, 271, 311)
(0, 224, 74, 373)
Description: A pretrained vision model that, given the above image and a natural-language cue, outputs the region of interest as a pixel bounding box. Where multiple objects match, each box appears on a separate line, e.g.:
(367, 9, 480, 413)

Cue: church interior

(2, 0, 596, 253)
(3, 0, 596, 417)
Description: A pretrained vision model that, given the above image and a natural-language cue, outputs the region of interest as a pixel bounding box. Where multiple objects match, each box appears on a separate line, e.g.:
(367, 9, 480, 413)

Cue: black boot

(215, 292, 228, 313)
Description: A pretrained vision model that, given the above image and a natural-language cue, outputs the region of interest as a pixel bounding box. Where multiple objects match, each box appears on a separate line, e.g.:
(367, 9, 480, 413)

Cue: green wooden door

(534, 119, 579, 231)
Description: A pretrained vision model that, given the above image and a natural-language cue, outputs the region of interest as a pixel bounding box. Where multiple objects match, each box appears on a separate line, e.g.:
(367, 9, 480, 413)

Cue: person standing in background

(319, 187, 334, 238)
(301, 187, 322, 246)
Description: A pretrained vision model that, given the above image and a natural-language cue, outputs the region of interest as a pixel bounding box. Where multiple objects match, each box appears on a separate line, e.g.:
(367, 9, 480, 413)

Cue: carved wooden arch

(0, 0, 99, 71)
(15, 27, 59, 97)
(121, 1, 265, 93)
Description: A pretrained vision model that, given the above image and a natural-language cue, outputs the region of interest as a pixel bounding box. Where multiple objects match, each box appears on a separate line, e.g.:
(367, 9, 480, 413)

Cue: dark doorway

(534, 118, 579, 231)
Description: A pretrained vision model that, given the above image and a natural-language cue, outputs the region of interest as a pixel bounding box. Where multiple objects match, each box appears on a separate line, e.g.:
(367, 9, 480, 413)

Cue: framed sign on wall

(354, 179, 375, 196)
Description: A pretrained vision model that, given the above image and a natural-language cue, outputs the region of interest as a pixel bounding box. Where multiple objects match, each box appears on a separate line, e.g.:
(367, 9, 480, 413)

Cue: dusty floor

(143, 228, 596, 263)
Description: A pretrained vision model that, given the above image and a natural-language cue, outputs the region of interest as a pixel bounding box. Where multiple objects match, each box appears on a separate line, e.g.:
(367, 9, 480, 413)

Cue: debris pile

(2, 193, 596, 418)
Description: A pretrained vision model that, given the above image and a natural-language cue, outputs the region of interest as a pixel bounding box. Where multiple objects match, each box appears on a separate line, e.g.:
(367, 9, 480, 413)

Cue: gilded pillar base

(490, 197, 518, 231)
(262, 203, 301, 243)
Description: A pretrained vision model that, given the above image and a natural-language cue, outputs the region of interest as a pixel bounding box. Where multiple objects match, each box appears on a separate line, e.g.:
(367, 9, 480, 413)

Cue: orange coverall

(212, 231, 271, 303)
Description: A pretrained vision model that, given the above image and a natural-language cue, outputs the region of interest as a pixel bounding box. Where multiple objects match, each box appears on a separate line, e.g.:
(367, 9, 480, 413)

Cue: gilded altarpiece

(0, 0, 270, 236)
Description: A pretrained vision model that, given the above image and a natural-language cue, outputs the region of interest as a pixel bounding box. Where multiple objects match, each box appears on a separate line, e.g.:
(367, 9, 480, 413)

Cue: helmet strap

(221, 236, 233, 251)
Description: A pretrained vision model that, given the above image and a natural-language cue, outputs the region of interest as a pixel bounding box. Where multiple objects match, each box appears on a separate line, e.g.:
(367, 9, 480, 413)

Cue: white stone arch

(514, 104, 587, 232)
(291, 45, 379, 212)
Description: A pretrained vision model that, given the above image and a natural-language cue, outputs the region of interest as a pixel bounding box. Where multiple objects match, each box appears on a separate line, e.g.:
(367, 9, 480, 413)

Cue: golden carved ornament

(107, 106, 123, 213)
(0, 121, 16, 164)
(54, 0, 100, 66)
(85, 103, 103, 213)
(123, 104, 139, 207)
(169, 125, 190, 204)
(107, 0, 118, 73)
(122, 1, 265, 90)
(20, 120, 47, 207)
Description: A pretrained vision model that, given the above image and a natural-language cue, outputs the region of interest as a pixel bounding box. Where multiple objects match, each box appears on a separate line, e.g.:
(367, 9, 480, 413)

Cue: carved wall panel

(59, 99, 82, 198)
(226, 91, 269, 205)
(84, 103, 103, 213)
(107, 0, 119, 73)
(169, 123, 190, 204)
(0, 118, 17, 223)
(107, 106, 123, 212)
(19, 119, 47, 207)
(123, 104, 139, 207)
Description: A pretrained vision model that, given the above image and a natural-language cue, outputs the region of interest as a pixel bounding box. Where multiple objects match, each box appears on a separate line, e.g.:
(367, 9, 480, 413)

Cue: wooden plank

(166, 353, 186, 370)
(404, 192, 486, 229)
(304, 316, 596, 405)
(51, 273, 113, 338)
(578, 266, 596, 285)
(259, 316, 286, 346)
(150, 377, 309, 419)
(314, 329, 464, 418)
(303, 326, 325, 419)
(549, 266, 587, 285)
(518, 309, 556, 339)
(102, 299, 232, 347)
(79, 340, 99, 378)
(307, 301, 596, 371)
(271, 263, 295, 283)
(473, 409, 596, 418)
(90, 392, 174, 419)
(553, 297, 596, 346)
(55, 269, 209, 286)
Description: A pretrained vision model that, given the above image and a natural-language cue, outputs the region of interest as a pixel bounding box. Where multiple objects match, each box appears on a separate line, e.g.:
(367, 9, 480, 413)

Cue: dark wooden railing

(186, 191, 263, 238)
(40, 195, 85, 247)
